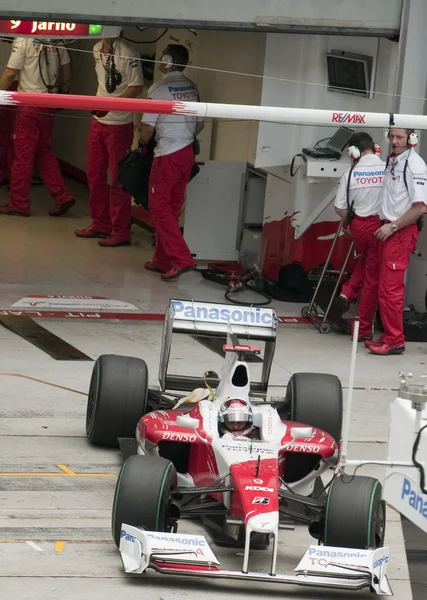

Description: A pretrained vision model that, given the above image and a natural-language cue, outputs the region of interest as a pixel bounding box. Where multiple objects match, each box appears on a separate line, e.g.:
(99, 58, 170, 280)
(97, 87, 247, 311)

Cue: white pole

(5, 90, 427, 128)
(339, 319, 360, 471)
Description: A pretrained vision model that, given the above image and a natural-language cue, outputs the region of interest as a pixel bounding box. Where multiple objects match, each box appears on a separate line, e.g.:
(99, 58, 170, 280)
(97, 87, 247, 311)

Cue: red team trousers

(149, 143, 196, 271)
(378, 222, 419, 346)
(87, 119, 134, 241)
(8, 107, 73, 214)
(341, 215, 381, 338)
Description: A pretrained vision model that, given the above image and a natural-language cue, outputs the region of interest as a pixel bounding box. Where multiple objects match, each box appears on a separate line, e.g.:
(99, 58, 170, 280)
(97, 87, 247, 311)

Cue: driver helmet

(218, 398, 254, 436)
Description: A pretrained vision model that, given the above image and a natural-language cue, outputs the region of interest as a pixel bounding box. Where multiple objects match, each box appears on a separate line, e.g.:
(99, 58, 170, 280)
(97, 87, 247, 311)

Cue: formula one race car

(86, 299, 391, 596)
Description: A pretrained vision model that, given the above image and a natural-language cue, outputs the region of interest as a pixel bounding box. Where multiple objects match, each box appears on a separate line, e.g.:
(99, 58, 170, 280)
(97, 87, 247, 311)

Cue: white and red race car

(86, 299, 391, 596)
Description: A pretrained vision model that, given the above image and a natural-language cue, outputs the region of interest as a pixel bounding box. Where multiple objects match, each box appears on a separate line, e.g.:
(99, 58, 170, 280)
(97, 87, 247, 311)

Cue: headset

(384, 128, 418, 148)
(160, 52, 174, 70)
(384, 128, 424, 232)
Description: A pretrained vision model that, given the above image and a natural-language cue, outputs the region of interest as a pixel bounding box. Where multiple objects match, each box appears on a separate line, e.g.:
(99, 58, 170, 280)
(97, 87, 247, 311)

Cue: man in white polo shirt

(75, 34, 143, 247)
(0, 37, 75, 217)
(138, 44, 204, 281)
(330, 132, 385, 341)
(365, 128, 427, 355)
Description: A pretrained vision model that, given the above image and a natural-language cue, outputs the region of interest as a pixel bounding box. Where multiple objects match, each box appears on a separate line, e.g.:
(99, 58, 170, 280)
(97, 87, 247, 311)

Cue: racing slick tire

(86, 354, 149, 448)
(278, 372, 343, 483)
(112, 455, 178, 547)
(322, 475, 386, 549)
(280, 372, 343, 446)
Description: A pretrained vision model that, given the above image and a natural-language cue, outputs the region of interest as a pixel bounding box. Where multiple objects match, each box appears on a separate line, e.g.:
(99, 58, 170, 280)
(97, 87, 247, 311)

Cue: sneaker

(161, 264, 197, 281)
(98, 236, 131, 248)
(328, 295, 349, 324)
(0, 203, 30, 217)
(364, 338, 382, 349)
(369, 341, 405, 356)
(75, 226, 109, 239)
(49, 199, 76, 217)
(144, 261, 167, 274)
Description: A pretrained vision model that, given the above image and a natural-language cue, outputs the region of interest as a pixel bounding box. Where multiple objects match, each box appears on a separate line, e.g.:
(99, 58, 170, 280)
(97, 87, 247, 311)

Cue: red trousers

(0, 107, 16, 182)
(149, 144, 195, 270)
(341, 215, 381, 338)
(9, 107, 73, 213)
(87, 119, 134, 241)
(378, 223, 419, 346)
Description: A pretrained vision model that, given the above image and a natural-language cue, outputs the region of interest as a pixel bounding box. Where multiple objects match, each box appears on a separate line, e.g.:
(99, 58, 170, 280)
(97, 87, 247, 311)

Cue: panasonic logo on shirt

(353, 171, 384, 177)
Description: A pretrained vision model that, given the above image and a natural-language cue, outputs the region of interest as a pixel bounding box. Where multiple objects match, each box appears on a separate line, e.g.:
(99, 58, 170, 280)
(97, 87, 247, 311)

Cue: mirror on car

(291, 426, 313, 440)
(176, 414, 199, 431)
(204, 370, 219, 381)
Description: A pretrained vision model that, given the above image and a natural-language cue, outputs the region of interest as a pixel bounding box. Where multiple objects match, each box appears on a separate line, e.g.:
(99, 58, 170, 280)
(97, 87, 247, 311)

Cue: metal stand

(301, 220, 354, 334)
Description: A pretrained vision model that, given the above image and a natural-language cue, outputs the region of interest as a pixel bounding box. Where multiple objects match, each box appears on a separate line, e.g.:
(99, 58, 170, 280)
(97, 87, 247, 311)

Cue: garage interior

(0, 2, 426, 599)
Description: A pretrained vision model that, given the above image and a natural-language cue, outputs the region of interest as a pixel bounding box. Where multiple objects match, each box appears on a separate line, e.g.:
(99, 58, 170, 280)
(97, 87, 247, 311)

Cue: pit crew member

(0, 37, 75, 217)
(330, 132, 385, 341)
(139, 44, 204, 281)
(75, 34, 143, 247)
(366, 128, 427, 355)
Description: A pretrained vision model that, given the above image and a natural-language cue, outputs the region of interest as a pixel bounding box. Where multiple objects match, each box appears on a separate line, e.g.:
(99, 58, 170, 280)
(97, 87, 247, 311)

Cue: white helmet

(218, 398, 254, 436)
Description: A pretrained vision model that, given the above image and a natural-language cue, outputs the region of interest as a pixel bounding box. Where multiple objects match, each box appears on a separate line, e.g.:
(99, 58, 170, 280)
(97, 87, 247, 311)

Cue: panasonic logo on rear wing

(170, 300, 277, 330)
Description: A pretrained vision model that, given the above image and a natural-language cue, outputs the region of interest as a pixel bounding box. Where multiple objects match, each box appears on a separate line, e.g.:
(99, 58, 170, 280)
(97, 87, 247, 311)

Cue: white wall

(255, 34, 399, 168)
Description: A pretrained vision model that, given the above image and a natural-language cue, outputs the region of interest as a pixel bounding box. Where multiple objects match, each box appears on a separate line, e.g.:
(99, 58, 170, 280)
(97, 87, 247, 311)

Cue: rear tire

(280, 372, 343, 446)
(278, 372, 343, 483)
(112, 455, 178, 547)
(86, 354, 149, 448)
(323, 475, 386, 549)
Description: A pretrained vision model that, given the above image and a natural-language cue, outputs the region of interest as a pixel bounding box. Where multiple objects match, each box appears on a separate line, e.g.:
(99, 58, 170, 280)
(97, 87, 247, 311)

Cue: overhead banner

(0, 20, 122, 38)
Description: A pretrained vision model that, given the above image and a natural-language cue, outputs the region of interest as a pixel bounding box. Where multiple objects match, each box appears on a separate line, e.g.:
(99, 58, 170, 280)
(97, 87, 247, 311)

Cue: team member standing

(330, 133, 385, 341)
(0, 37, 75, 217)
(75, 34, 144, 247)
(365, 128, 427, 355)
(139, 44, 204, 281)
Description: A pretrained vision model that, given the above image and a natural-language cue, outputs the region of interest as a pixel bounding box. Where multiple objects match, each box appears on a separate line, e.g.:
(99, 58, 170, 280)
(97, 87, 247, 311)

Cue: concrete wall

(255, 34, 399, 168)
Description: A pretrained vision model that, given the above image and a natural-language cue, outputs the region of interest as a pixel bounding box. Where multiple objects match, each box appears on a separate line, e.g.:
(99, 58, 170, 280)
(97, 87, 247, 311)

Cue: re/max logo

(332, 112, 366, 124)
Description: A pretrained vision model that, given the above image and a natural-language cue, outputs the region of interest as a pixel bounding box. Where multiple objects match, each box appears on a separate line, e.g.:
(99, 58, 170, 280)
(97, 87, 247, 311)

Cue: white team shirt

(93, 38, 144, 125)
(7, 37, 70, 94)
(380, 149, 427, 221)
(334, 154, 386, 217)
(142, 71, 203, 157)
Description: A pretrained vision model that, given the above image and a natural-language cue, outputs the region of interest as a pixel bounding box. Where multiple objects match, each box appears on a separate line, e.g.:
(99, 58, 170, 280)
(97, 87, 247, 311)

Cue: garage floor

(0, 179, 423, 599)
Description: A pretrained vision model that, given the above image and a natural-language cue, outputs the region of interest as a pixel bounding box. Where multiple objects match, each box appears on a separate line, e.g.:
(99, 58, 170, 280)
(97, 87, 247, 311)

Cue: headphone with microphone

(160, 52, 174, 70)
(347, 144, 361, 162)
(384, 128, 418, 148)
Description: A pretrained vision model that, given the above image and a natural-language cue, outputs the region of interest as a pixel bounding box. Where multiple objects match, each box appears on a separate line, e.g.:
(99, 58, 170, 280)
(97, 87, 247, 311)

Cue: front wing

(119, 525, 393, 596)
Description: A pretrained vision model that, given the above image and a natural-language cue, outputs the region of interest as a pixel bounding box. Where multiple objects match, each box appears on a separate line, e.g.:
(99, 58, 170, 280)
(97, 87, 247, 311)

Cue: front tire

(112, 455, 178, 547)
(323, 475, 386, 549)
(86, 354, 149, 448)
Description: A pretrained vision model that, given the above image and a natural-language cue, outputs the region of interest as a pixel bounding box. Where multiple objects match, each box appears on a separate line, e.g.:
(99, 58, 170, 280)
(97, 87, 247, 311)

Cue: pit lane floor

(0, 179, 419, 598)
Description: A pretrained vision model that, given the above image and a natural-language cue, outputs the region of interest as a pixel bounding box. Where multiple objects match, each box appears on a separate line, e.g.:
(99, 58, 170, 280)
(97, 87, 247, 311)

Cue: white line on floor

(25, 541, 44, 552)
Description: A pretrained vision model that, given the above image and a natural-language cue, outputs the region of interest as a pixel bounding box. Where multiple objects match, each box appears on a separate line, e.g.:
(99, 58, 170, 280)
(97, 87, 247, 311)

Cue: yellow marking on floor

(0, 464, 115, 478)
(55, 541, 65, 553)
(0, 373, 87, 396)
(58, 464, 76, 476)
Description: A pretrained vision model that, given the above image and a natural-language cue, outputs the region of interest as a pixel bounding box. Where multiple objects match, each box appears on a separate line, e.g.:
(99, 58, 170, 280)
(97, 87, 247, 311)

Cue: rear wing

(159, 299, 278, 396)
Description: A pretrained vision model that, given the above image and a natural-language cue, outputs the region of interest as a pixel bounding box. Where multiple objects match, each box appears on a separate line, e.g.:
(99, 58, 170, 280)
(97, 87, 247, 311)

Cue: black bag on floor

(377, 306, 427, 342)
(264, 262, 313, 303)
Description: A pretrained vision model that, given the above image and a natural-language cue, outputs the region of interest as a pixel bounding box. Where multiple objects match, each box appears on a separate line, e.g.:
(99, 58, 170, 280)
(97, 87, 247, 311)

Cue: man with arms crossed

(366, 128, 427, 355)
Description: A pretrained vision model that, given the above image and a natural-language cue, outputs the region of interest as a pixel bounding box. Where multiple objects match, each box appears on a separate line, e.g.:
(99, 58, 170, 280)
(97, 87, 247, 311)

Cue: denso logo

(245, 485, 274, 493)
(121, 529, 135, 543)
(287, 444, 320, 453)
(161, 432, 197, 443)
(332, 112, 366, 124)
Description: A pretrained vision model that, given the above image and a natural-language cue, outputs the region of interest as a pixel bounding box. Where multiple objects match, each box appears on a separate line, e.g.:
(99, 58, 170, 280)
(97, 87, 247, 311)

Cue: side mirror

(291, 427, 313, 440)
(176, 414, 199, 431)
(204, 370, 219, 382)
